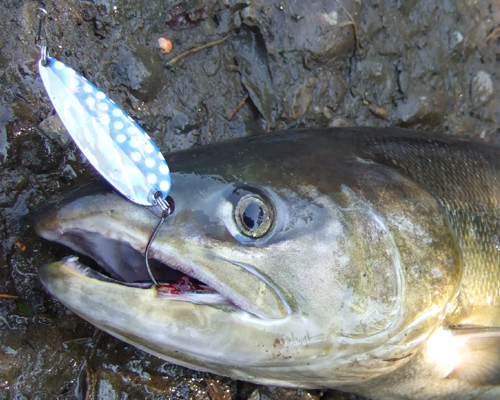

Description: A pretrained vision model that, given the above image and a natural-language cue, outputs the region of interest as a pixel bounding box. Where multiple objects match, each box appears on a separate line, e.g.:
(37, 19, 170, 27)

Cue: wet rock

(162, 110, 200, 151)
(316, 75, 348, 112)
(291, 77, 316, 120)
(398, 71, 409, 94)
(355, 58, 395, 105)
(449, 30, 464, 51)
(395, 89, 446, 128)
(232, 28, 276, 126)
(81, 2, 96, 22)
(371, 106, 388, 119)
(206, 379, 232, 400)
(329, 116, 354, 128)
(165, 1, 208, 30)
(111, 47, 165, 103)
(0, 169, 28, 207)
(6, 121, 62, 173)
(0, 105, 13, 164)
(241, 0, 360, 63)
(166, 109, 201, 136)
(38, 114, 70, 147)
(61, 164, 78, 182)
(248, 386, 321, 400)
(470, 71, 493, 107)
(323, 389, 372, 400)
(210, 6, 242, 35)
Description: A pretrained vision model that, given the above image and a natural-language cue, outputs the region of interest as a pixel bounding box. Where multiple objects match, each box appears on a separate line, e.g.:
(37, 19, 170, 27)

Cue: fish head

(35, 129, 462, 387)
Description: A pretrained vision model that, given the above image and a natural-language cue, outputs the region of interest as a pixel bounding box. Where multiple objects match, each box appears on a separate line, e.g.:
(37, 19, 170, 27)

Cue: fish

(34, 127, 500, 400)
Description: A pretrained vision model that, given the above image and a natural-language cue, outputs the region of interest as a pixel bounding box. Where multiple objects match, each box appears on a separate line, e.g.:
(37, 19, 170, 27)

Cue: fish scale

(367, 138, 500, 321)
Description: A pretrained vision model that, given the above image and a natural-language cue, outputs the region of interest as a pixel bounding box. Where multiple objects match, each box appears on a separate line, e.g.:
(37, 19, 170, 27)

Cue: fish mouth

(35, 188, 290, 320)
(39, 229, 236, 308)
(44, 253, 233, 307)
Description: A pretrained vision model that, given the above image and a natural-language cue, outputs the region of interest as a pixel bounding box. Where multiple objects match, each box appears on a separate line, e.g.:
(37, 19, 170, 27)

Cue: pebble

(395, 90, 446, 127)
(449, 31, 464, 50)
(471, 71, 493, 106)
(0, 169, 28, 207)
(241, 0, 360, 64)
(291, 77, 316, 120)
(398, 71, 409, 94)
(0, 105, 13, 163)
(329, 116, 354, 127)
(356, 58, 395, 104)
(158, 37, 173, 54)
(38, 114, 71, 147)
(371, 106, 388, 119)
(113, 46, 165, 102)
(6, 122, 62, 172)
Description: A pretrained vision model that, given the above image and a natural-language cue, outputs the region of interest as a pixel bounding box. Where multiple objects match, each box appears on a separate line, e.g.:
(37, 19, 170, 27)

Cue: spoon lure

(36, 8, 172, 286)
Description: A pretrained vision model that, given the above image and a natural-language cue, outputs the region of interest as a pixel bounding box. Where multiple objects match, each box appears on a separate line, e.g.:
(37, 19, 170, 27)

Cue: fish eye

(234, 193, 274, 238)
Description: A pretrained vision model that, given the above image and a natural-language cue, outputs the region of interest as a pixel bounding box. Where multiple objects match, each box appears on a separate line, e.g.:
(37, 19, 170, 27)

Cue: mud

(0, 0, 499, 399)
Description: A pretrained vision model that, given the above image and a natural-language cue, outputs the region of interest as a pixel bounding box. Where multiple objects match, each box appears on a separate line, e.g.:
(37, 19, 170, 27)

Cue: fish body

(35, 127, 500, 399)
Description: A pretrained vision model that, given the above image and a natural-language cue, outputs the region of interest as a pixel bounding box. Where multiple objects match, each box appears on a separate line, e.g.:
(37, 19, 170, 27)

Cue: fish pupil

(242, 202, 264, 230)
(232, 190, 274, 239)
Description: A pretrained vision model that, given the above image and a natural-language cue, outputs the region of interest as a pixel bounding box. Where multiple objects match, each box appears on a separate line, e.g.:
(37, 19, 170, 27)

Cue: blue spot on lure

(36, 9, 171, 286)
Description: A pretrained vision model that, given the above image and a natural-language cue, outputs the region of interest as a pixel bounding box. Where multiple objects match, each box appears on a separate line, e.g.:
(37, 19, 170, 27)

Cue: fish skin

(35, 127, 500, 399)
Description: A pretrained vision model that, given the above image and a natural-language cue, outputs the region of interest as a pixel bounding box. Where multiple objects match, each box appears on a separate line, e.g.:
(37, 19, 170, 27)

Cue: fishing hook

(144, 193, 175, 287)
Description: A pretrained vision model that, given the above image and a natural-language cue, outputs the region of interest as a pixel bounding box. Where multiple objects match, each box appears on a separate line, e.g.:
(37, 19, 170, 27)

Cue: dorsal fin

(426, 325, 500, 385)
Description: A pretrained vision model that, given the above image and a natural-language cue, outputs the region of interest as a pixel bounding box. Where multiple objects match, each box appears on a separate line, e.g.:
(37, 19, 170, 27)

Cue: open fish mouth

(47, 254, 233, 305)
(34, 182, 290, 320)
(38, 233, 238, 309)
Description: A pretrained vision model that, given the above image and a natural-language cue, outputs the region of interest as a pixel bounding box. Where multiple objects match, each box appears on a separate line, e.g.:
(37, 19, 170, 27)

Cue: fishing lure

(36, 9, 172, 286)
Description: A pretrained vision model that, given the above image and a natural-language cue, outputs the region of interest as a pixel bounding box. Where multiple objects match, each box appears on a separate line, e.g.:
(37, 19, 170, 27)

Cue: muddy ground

(0, 0, 499, 399)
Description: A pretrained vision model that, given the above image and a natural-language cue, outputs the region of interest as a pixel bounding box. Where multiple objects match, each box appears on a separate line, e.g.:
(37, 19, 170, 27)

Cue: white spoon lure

(37, 9, 172, 286)
(38, 56, 172, 206)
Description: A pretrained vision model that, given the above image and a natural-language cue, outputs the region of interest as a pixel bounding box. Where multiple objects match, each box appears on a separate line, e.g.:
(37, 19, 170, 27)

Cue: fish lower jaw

(51, 255, 237, 308)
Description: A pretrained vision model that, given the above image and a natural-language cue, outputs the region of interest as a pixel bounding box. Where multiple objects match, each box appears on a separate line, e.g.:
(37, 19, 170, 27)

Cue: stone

(471, 71, 493, 107)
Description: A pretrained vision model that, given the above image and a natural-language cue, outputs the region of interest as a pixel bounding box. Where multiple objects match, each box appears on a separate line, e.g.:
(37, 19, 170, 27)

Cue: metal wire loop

(40, 45, 49, 66)
(155, 193, 171, 216)
(36, 8, 49, 66)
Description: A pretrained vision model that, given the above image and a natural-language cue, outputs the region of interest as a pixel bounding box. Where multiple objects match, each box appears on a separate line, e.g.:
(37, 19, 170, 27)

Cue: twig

(228, 93, 249, 121)
(83, 329, 102, 400)
(336, 21, 359, 51)
(201, 100, 210, 145)
(172, 88, 195, 114)
(0, 294, 18, 299)
(486, 27, 500, 44)
(334, 0, 360, 52)
(167, 36, 232, 67)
